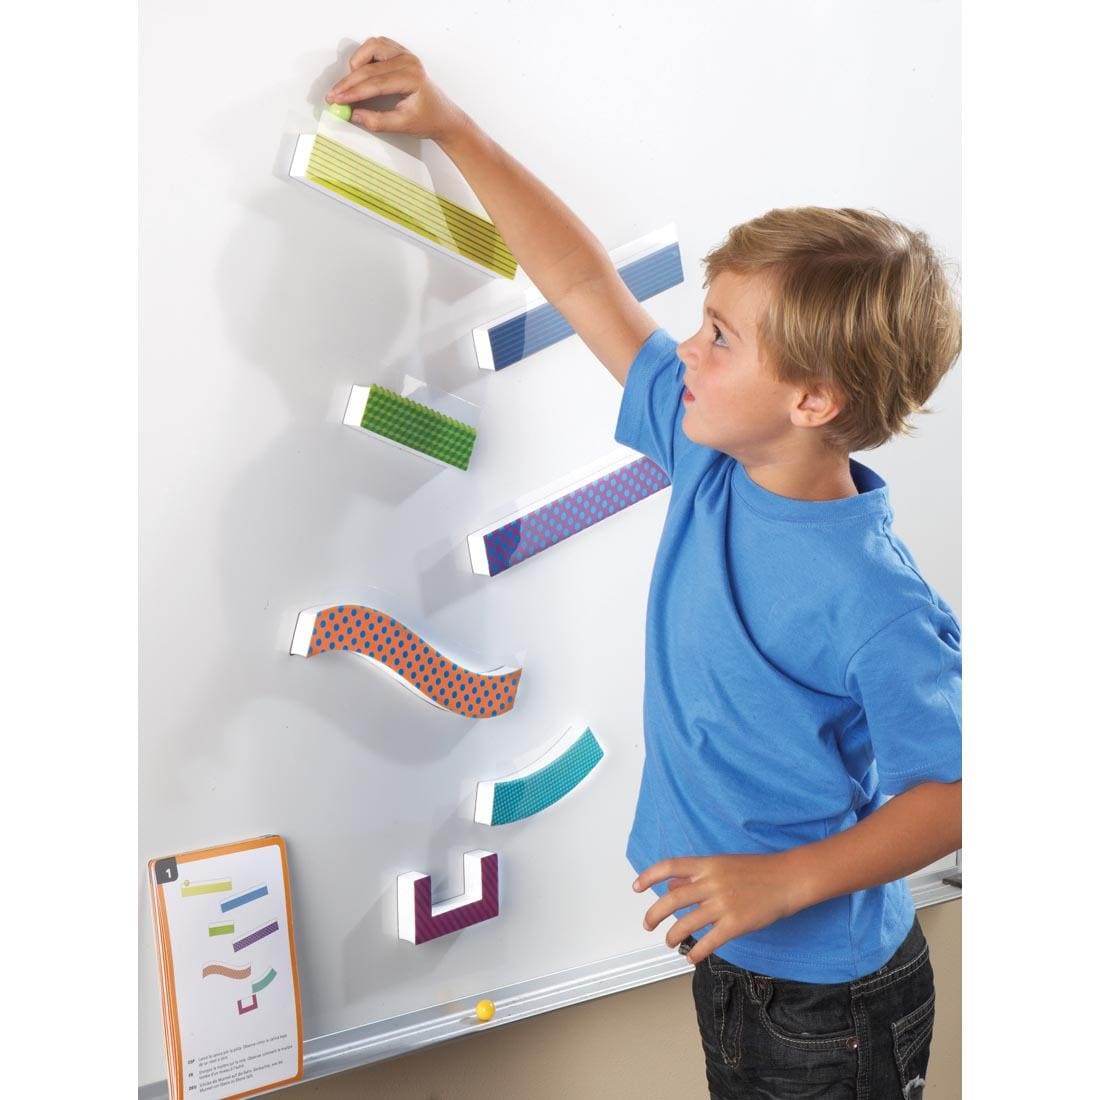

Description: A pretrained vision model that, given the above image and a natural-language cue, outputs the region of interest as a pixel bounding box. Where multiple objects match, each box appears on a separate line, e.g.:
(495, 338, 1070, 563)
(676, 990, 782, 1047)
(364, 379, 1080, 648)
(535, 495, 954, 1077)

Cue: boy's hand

(635, 782, 963, 967)
(325, 37, 467, 143)
(633, 853, 805, 966)
(323, 36, 658, 385)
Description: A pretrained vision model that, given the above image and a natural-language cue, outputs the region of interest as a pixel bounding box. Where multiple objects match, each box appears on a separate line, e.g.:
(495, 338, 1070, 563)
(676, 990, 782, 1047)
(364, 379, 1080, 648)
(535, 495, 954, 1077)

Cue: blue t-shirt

(615, 328, 962, 983)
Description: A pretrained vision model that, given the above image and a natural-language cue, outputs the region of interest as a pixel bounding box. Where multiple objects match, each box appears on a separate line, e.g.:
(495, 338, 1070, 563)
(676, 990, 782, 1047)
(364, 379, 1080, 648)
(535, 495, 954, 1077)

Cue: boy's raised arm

(326, 37, 659, 386)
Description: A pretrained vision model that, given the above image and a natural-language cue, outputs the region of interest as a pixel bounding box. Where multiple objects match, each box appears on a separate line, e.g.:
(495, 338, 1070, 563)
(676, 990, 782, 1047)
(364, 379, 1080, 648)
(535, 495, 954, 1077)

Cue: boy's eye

(711, 324, 728, 348)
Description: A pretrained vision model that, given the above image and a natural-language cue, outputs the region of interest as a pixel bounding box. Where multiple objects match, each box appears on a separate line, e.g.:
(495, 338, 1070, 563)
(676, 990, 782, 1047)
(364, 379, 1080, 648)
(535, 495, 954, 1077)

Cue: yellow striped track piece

(288, 124, 516, 279)
(180, 878, 232, 898)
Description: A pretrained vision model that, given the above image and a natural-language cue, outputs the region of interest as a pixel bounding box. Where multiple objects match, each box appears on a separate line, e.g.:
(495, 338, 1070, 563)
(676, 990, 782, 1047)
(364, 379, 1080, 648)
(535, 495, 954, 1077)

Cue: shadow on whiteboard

(341, 806, 500, 1005)
(147, 87, 518, 797)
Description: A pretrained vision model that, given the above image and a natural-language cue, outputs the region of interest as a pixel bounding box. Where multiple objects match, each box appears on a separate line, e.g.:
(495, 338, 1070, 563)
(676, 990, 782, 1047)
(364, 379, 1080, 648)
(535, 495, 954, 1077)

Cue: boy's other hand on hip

(326, 36, 469, 144)
(634, 852, 804, 965)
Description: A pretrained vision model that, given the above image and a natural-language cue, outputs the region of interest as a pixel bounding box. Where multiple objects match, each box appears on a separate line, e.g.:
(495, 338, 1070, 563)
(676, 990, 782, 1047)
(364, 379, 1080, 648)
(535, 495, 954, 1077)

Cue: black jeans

(688, 918, 934, 1099)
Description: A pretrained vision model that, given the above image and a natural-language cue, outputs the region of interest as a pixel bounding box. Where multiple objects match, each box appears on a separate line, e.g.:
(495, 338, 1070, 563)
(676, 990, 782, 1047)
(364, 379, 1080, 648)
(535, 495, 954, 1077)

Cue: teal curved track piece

(251, 967, 277, 994)
(479, 727, 604, 825)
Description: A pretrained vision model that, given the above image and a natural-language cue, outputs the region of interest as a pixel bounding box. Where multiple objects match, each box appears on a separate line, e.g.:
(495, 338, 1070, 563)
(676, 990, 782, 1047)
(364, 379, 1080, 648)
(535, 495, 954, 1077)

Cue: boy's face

(677, 270, 804, 461)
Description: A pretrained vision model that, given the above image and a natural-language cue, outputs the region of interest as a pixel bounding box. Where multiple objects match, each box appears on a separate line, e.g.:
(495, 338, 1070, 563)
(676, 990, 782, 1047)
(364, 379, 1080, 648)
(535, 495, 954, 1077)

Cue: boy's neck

(740, 449, 860, 502)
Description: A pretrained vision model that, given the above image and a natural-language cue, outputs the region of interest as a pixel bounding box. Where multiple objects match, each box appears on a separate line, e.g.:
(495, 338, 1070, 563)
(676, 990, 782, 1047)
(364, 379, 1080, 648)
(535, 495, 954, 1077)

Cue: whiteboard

(139, 0, 961, 1089)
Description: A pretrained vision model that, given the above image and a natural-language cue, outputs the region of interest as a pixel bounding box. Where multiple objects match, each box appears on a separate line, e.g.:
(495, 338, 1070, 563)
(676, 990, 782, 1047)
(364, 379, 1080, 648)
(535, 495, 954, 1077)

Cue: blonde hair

(703, 207, 962, 453)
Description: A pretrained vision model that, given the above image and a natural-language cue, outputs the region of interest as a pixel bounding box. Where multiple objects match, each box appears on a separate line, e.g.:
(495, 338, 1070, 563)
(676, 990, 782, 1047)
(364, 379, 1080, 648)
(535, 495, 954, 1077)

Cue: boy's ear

(791, 382, 845, 429)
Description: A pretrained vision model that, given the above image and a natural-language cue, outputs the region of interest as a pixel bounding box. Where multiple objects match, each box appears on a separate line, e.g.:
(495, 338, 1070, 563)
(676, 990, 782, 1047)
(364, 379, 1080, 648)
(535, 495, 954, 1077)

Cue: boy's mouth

(683, 388, 695, 404)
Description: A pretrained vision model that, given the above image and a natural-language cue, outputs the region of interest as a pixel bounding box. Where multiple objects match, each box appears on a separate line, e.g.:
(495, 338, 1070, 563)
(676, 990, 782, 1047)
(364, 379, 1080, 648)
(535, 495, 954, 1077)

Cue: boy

(327, 37, 962, 1100)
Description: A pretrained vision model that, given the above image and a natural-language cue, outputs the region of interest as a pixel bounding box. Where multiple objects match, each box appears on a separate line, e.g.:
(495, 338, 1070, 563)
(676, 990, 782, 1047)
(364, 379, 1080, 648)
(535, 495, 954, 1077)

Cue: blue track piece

(487, 242, 683, 370)
(220, 885, 270, 913)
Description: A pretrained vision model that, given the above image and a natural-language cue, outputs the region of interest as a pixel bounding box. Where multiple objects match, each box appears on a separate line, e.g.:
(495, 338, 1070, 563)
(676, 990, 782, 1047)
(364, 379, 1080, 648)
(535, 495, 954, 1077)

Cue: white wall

(140, 0, 960, 1085)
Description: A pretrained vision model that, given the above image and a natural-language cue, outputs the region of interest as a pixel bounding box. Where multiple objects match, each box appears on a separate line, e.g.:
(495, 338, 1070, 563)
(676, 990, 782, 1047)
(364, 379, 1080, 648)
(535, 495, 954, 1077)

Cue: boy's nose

(677, 338, 702, 385)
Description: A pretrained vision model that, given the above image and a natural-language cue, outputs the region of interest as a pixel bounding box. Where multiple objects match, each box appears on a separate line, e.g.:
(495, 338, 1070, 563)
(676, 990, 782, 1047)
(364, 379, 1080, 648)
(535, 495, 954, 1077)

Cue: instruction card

(148, 836, 303, 1099)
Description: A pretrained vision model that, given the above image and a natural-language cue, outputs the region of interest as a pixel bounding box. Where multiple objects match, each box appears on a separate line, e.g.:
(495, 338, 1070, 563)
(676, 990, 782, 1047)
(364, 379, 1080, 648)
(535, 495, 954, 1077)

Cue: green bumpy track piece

(362, 386, 478, 471)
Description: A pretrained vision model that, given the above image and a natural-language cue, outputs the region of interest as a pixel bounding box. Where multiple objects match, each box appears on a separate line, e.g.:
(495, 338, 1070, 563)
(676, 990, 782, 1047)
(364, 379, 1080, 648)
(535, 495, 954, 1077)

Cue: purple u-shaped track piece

(396, 851, 499, 945)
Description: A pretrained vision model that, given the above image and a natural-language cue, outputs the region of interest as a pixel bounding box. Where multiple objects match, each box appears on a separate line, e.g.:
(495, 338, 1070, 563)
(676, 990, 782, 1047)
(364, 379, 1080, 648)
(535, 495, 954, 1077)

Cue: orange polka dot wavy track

(291, 605, 522, 718)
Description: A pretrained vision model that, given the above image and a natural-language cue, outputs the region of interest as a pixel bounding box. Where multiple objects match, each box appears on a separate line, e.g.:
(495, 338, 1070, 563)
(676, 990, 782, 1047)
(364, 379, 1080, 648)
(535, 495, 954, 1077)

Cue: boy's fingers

(329, 61, 419, 102)
(330, 54, 408, 96)
(328, 70, 416, 105)
(665, 909, 712, 951)
(643, 884, 707, 930)
(348, 36, 408, 70)
(634, 858, 693, 891)
(684, 926, 729, 966)
(352, 103, 412, 133)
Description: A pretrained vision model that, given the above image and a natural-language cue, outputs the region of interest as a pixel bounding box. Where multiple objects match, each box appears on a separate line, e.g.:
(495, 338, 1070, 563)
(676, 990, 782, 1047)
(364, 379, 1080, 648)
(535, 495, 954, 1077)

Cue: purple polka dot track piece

(467, 455, 670, 577)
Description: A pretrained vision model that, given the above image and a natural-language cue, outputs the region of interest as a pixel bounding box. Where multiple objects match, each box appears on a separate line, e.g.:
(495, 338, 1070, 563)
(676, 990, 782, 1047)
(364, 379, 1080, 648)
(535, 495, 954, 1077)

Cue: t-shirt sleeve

(844, 604, 962, 795)
(614, 327, 689, 478)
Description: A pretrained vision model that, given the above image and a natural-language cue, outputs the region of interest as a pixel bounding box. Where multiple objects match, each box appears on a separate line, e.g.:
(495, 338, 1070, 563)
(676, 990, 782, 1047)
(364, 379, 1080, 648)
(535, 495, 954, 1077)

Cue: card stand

(147, 835, 302, 1097)
(397, 851, 500, 945)
(290, 604, 522, 719)
(467, 450, 671, 577)
(343, 383, 478, 471)
(471, 224, 683, 371)
(474, 725, 604, 826)
(286, 113, 517, 279)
